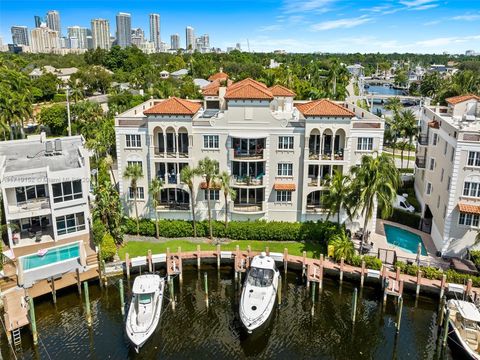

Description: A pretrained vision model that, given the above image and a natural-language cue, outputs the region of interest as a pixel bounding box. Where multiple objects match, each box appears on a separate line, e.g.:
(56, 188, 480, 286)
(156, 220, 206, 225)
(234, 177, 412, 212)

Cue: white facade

(11, 26, 30, 46)
(115, 78, 384, 229)
(149, 13, 161, 51)
(116, 12, 132, 48)
(0, 134, 91, 249)
(46, 10, 61, 34)
(414, 95, 480, 257)
(67, 26, 88, 49)
(30, 26, 60, 53)
(91, 19, 110, 50)
(171, 34, 180, 50)
(185, 26, 195, 51)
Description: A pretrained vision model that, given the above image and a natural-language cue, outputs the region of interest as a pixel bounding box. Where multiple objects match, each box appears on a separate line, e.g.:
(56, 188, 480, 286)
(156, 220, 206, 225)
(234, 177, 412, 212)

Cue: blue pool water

(21, 243, 80, 270)
(384, 224, 427, 255)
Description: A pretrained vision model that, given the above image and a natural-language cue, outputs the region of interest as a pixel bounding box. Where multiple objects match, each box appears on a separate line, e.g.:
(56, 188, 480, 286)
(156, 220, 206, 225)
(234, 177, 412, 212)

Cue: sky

(0, 0, 479, 54)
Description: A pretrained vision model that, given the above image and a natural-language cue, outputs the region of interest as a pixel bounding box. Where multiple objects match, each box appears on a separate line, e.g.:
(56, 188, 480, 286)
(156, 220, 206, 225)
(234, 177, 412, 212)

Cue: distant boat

(126, 274, 165, 353)
(239, 252, 280, 333)
(364, 84, 370, 89)
(445, 299, 480, 360)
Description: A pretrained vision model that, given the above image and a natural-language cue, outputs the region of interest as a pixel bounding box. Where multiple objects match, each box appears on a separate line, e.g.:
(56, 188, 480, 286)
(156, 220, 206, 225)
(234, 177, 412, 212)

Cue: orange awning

(273, 183, 296, 191)
(458, 203, 480, 214)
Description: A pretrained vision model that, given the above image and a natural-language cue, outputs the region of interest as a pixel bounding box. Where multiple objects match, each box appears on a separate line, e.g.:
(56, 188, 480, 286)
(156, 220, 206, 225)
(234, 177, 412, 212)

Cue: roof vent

(45, 141, 53, 156)
(54, 139, 62, 154)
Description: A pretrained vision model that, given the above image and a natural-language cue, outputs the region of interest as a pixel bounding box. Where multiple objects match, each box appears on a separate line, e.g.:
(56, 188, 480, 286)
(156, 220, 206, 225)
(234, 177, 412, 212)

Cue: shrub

(363, 255, 382, 270)
(329, 231, 354, 262)
(385, 209, 421, 229)
(470, 250, 480, 267)
(92, 219, 106, 246)
(53, 93, 67, 102)
(100, 233, 117, 261)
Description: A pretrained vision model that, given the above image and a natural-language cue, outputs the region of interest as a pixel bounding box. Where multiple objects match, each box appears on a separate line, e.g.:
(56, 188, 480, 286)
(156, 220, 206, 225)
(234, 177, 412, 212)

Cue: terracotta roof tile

(228, 78, 268, 91)
(295, 99, 355, 117)
(208, 72, 229, 81)
(225, 78, 273, 100)
(446, 94, 480, 105)
(144, 97, 202, 116)
(273, 183, 296, 191)
(428, 120, 440, 129)
(269, 84, 296, 97)
(202, 80, 221, 96)
(458, 203, 480, 215)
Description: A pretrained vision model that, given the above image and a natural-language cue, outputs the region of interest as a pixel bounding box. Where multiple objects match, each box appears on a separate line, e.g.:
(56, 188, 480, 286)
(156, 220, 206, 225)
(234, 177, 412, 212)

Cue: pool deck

(371, 219, 448, 268)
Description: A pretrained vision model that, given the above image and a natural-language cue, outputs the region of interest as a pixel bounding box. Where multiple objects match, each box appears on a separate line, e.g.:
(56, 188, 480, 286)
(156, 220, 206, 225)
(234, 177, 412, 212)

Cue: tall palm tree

(219, 171, 236, 228)
(123, 163, 143, 236)
(197, 157, 219, 239)
(400, 109, 418, 170)
(149, 178, 164, 239)
(350, 153, 400, 247)
(322, 170, 351, 224)
(327, 59, 341, 98)
(181, 166, 199, 237)
(385, 97, 404, 158)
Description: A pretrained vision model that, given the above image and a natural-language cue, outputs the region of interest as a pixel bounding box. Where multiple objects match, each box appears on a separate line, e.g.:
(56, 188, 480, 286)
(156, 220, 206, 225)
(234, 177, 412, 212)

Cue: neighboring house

(193, 78, 210, 88)
(170, 69, 189, 79)
(29, 65, 79, 83)
(0, 133, 92, 286)
(114, 77, 384, 230)
(414, 94, 480, 257)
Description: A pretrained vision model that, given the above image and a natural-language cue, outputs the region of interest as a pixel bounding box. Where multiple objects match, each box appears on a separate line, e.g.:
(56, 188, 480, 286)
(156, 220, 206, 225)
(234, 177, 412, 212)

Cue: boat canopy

(132, 274, 161, 294)
(250, 253, 275, 270)
(452, 300, 480, 322)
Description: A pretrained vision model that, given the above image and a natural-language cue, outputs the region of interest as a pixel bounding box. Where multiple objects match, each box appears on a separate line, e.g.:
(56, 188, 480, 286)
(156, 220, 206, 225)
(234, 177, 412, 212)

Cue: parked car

(394, 194, 415, 213)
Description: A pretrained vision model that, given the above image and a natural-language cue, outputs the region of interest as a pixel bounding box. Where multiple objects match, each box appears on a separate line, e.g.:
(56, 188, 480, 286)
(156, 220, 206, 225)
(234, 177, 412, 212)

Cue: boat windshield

(247, 267, 274, 287)
(138, 293, 152, 305)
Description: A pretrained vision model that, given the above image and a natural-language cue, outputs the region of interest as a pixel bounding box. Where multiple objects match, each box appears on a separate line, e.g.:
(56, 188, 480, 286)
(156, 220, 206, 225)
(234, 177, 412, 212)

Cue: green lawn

(118, 239, 325, 260)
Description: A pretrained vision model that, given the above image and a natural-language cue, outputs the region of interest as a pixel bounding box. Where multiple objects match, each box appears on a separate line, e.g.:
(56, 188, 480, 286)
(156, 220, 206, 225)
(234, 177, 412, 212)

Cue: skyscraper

(170, 34, 180, 50)
(46, 10, 61, 34)
(31, 26, 60, 53)
(131, 28, 144, 47)
(68, 26, 88, 49)
(201, 34, 210, 49)
(11, 26, 29, 46)
(34, 16, 42, 28)
(116, 12, 131, 48)
(149, 13, 160, 51)
(185, 26, 195, 51)
(91, 19, 110, 50)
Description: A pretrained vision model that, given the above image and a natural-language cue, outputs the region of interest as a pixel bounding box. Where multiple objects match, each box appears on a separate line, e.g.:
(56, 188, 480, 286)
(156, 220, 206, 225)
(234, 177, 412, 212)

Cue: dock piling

(147, 250, 152, 273)
(352, 288, 358, 322)
(277, 276, 282, 305)
(442, 308, 450, 349)
(101, 260, 107, 286)
(51, 276, 57, 304)
(416, 270, 422, 297)
(216, 245, 221, 269)
(396, 297, 403, 333)
(83, 282, 92, 326)
(302, 251, 306, 277)
(360, 260, 365, 288)
(340, 257, 344, 283)
(119, 279, 125, 316)
(204, 272, 209, 308)
(439, 274, 446, 300)
(178, 247, 183, 285)
(319, 255, 324, 290)
(125, 253, 130, 279)
(169, 277, 175, 311)
(438, 296, 446, 326)
(266, 246, 270, 256)
(76, 268, 82, 295)
(466, 278, 473, 298)
(28, 297, 38, 345)
(197, 245, 201, 270)
(283, 248, 288, 275)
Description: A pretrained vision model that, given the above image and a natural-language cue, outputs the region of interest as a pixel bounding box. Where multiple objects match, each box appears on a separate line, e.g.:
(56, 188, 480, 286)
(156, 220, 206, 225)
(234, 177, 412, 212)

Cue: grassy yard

(118, 239, 325, 260)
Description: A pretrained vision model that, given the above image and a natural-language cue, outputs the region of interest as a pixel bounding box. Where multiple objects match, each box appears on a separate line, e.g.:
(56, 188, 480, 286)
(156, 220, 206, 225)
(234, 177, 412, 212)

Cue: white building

(29, 65, 78, 83)
(415, 94, 480, 257)
(11, 26, 30, 46)
(91, 19, 110, 50)
(149, 13, 161, 51)
(115, 76, 384, 228)
(0, 134, 91, 250)
(67, 26, 88, 49)
(170, 34, 180, 50)
(185, 26, 195, 51)
(30, 26, 60, 53)
(46, 10, 61, 35)
(116, 12, 132, 48)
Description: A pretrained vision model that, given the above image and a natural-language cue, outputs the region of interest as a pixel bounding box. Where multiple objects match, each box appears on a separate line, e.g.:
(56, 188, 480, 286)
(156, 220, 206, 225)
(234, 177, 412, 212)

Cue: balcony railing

(307, 178, 329, 187)
(231, 148, 264, 160)
(306, 204, 327, 213)
(153, 148, 189, 158)
(232, 201, 265, 213)
(8, 198, 50, 215)
(156, 203, 190, 211)
(232, 175, 264, 186)
(415, 156, 426, 169)
(308, 150, 344, 161)
(418, 135, 428, 146)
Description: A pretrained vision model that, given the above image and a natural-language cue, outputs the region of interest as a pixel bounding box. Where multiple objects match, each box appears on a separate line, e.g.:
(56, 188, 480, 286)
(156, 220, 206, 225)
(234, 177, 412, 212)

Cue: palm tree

(400, 109, 418, 170)
(350, 153, 400, 247)
(327, 59, 341, 98)
(181, 166, 199, 237)
(219, 171, 236, 228)
(123, 163, 143, 236)
(385, 97, 404, 158)
(322, 170, 352, 224)
(149, 178, 164, 239)
(197, 157, 219, 239)
(329, 230, 355, 262)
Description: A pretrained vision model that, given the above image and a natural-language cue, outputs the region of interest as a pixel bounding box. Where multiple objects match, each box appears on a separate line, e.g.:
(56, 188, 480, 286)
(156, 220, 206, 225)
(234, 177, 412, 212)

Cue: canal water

(1, 266, 453, 360)
(364, 85, 407, 116)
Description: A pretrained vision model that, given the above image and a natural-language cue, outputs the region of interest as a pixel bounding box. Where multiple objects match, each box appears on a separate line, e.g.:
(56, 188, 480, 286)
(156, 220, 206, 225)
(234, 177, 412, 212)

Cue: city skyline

(0, 0, 479, 53)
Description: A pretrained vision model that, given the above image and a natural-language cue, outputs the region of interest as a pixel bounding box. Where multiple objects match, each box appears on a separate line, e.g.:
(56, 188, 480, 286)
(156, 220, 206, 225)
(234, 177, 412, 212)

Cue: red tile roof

(273, 183, 296, 191)
(144, 97, 202, 116)
(445, 94, 480, 104)
(201, 79, 232, 96)
(295, 99, 355, 117)
(458, 203, 480, 215)
(269, 84, 296, 97)
(208, 71, 229, 81)
(224, 78, 273, 100)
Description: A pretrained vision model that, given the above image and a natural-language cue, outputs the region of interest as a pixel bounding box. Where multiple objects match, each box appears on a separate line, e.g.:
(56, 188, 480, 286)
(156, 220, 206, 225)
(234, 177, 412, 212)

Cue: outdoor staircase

(86, 253, 98, 267)
(0, 275, 18, 293)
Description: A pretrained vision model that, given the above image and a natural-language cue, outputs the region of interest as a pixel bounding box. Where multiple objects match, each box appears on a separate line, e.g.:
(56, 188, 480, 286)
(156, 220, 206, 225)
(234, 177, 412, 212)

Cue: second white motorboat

(239, 252, 280, 333)
(126, 274, 165, 352)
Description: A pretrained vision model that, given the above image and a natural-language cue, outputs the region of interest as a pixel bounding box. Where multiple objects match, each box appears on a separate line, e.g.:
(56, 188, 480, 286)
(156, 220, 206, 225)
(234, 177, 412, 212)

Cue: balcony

(307, 177, 328, 187)
(418, 135, 428, 146)
(308, 151, 344, 161)
(232, 175, 264, 187)
(231, 201, 265, 214)
(415, 156, 426, 169)
(306, 205, 328, 213)
(156, 202, 190, 211)
(231, 138, 265, 161)
(8, 198, 50, 215)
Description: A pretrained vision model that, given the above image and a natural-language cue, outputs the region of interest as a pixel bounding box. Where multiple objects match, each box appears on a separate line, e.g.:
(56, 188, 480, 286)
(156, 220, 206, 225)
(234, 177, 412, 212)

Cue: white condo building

(116, 12, 131, 48)
(46, 10, 61, 35)
(185, 26, 195, 51)
(0, 134, 91, 250)
(115, 75, 384, 228)
(170, 34, 180, 50)
(149, 13, 161, 51)
(67, 26, 88, 49)
(30, 26, 60, 53)
(91, 19, 110, 50)
(11, 26, 30, 46)
(415, 94, 480, 257)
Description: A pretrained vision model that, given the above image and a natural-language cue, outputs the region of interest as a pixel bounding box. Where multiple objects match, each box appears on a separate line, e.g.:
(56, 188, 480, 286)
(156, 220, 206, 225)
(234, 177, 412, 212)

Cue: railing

(232, 202, 264, 213)
(307, 178, 328, 187)
(8, 198, 50, 214)
(157, 203, 190, 211)
(308, 151, 344, 161)
(415, 157, 426, 169)
(232, 175, 264, 186)
(306, 204, 327, 213)
(418, 135, 428, 146)
(157, 174, 182, 185)
(230, 148, 264, 160)
(153, 148, 189, 158)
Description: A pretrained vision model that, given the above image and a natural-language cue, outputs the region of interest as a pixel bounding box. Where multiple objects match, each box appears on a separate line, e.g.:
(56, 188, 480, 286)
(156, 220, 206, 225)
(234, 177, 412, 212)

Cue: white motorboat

(239, 252, 280, 333)
(446, 299, 480, 359)
(126, 274, 165, 352)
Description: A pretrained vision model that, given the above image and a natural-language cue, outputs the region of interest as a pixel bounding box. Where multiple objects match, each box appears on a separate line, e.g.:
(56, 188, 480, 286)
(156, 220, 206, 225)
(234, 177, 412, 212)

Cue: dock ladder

(12, 327, 22, 350)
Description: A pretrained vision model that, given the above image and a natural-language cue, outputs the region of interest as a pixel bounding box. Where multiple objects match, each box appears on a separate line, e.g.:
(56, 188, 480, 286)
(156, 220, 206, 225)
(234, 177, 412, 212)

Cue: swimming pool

(384, 224, 427, 255)
(21, 242, 80, 271)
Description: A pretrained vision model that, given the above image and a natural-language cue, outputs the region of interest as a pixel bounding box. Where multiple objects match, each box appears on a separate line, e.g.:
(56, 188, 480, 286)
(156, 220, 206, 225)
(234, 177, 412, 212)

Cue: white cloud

(415, 35, 480, 47)
(424, 20, 441, 26)
(399, 0, 434, 6)
(282, 0, 336, 14)
(258, 24, 283, 32)
(452, 14, 480, 21)
(311, 16, 372, 31)
(410, 4, 438, 10)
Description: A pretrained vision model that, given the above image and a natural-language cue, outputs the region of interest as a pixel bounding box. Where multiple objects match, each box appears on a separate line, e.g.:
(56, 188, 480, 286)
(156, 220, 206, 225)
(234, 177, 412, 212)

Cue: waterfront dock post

(204, 272, 209, 308)
(147, 250, 152, 273)
(311, 281, 316, 316)
(360, 260, 365, 288)
(28, 297, 38, 345)
(438, 296, 446, 326)
(247, 245, 252, 261)
(76, 268, 82, 295)
(416, 270, 422, 297)
(266, 246, 270, 256)
(319, 255, 324, 290)
(352, 288, 358, 322)
(51, 276, 57, 304)
(340, 257, 344, 283)
(178, 247, 183, 285)
(466, 279, 473, 298)
(101, 260, 107, 286)
(97, 245, 103, 288)
(395, 266, 401, 281)
(277, 276, 282, 305)
(119, 279, 125, 316)
(439, 274, 446, 299)
(216, 245, 221, 269)
(396, 296, 403, 333)
(442, 308, 450, 349)
(169, 277, 175, 310)
(125, 253, 130, 279)
(283, 248, 288, 275)
(197, 245, 201, 270)
(83, 281, 92, 326)
(302, 251, 306, 277)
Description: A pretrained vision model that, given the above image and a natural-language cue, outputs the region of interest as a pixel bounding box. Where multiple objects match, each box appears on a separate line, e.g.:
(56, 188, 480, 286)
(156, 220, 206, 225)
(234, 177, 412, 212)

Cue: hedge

(349, 255, 382, 270)
(384, 208, 421, 229)
(53, 93, 67, 102)
(124, 218, 342, 243)
(395, 261, 480, 287)
(470, 250, 480, 267)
